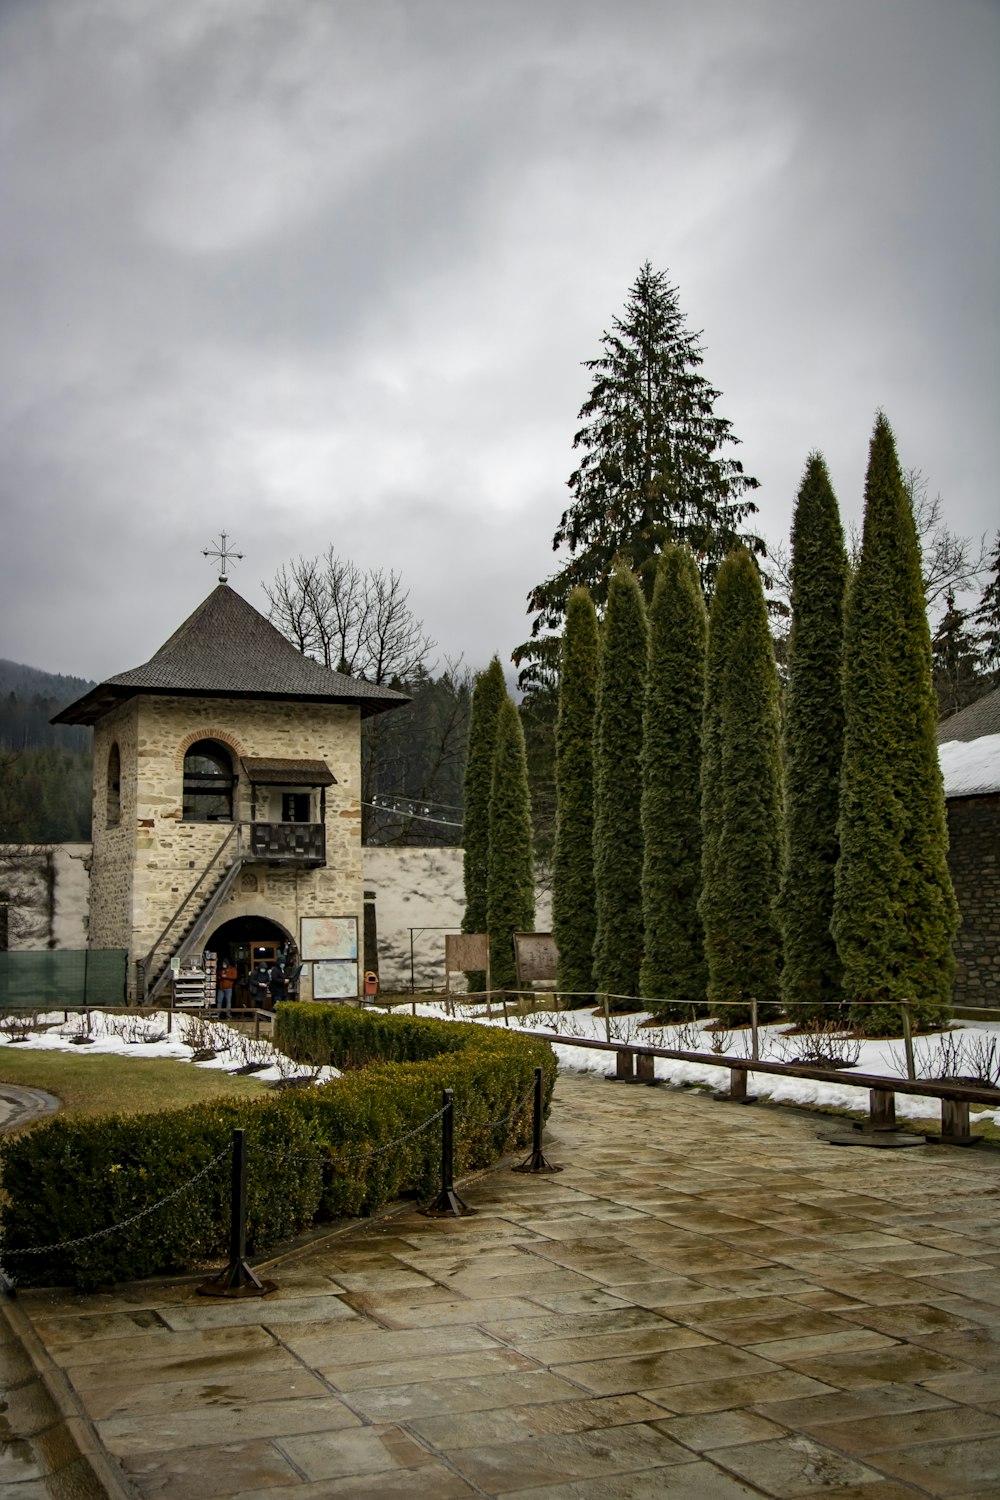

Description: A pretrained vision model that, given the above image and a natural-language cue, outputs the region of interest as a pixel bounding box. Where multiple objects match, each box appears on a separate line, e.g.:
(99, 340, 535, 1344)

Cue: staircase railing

(136, 824, 242, 1004)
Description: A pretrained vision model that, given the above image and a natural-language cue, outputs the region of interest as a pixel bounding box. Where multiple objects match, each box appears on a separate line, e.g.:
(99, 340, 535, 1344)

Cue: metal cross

(202, 532, 244, 584)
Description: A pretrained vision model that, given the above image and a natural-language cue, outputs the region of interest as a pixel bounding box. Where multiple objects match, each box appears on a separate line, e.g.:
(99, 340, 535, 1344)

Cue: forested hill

(0, 661, 94, 842)
(0, 659, 95, 752)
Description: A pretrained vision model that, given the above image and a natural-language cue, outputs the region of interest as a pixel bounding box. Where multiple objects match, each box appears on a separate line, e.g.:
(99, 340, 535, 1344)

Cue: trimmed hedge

(0, 1007, 555, 1290)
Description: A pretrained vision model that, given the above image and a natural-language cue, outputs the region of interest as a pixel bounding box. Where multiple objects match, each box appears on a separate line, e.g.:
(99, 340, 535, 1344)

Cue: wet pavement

(6, 1070, 1000, 1498)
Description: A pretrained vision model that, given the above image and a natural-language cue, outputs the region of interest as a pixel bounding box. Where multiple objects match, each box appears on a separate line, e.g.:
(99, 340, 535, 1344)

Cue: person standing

(249, 953, 272, 1008)
(269, 961, 288, 1007)
(216, 959, 238, 1013)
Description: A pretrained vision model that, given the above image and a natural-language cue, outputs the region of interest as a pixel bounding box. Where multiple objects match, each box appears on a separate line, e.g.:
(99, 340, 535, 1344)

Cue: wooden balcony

(248, 822, 326, 865)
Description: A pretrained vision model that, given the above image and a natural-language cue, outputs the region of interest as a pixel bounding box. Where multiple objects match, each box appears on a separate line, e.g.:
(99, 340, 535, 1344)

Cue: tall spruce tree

(779, 455, 848, 1024)
(461, 657, 505, 989)
(486, 693, 535, 991)
(515, 262, 761, 689)
(552, 587, 599, 997)
(833, 414, 958, 1033)
(593, 563, 648, 1002)
(640, 546, 707, 1013)
(700, 549, 783, 1024)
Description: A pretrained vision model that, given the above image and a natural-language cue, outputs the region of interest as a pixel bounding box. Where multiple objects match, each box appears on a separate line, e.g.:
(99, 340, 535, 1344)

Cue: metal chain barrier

(0, 1078, 547, 1271)
(250, 1078, 537, 1169)
(473, 1081, 536, 1133)
(249, 1104, 449, 1166)
(0, 1142, 232, 1259)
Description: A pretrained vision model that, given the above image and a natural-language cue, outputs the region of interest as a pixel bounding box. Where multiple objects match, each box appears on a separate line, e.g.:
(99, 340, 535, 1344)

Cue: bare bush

(707, 1026, 734, 1057)
(964, 1033, 1000, 1088)
(103, 1013, 166, 1045)
(60, 1011, 94, 1044)
(0, 1010, 44, 1043)
(671, 1020, 706, 1053)
(229, 1032, 276, 1072)
(900, 1029, 1000, 1088)
(768, 1023, 861, 1069)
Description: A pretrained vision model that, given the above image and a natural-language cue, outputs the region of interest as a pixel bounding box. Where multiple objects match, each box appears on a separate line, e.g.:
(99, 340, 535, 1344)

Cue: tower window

(107, 743, 121, 827)
(183, 741, 235, 822)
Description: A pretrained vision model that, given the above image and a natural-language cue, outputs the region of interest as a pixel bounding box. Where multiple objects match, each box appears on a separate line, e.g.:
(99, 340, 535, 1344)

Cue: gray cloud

(1, 0, 997, 681)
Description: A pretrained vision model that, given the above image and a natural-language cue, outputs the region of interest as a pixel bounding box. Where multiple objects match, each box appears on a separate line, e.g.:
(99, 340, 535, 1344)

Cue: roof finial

(202, 532, 244, 585)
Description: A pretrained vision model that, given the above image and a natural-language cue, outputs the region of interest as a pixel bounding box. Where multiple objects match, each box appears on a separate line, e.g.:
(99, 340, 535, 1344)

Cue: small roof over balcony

(242, 757, 337, 787)
(53, 584, 410, 727)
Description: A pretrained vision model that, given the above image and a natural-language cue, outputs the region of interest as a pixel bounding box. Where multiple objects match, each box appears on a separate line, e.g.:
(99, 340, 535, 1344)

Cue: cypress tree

(593, 563, 648, 1002)
(486, 693, 535, 991)
(833, 414, 958, 1033)
(552, 587, 599, 997)
(700, 549, 783, 1025)
(640, 546, 707, 1014)
(779, 455, 848, 1024)
(462, 657, 505, 989)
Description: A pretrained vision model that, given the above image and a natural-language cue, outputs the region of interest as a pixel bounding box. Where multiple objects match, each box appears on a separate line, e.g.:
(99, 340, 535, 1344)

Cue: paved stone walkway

(9, 1072, 1000, 1498)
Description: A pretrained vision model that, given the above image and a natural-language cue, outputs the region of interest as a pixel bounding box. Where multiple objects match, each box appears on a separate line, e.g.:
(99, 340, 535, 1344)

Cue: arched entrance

(206, 915, 294, 1009)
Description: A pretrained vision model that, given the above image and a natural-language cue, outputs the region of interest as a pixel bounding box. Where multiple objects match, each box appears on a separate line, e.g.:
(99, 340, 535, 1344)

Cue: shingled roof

(53, 585, 410, 726)
(936, 685, 1000, 745)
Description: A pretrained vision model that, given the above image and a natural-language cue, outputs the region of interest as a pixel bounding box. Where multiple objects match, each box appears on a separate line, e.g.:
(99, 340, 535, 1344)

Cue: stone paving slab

(10, 1071, 1000, 1497)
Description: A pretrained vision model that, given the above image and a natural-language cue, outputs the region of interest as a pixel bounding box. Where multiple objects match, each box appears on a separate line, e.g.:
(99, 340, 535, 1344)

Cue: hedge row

(0, 1006, 556, 1290)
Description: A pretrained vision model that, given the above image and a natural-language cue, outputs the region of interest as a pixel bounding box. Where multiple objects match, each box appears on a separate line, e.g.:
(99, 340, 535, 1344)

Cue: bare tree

(266, 550, 469, 843)
(264, 548, 435, 684)
(767, 468, 989, 629)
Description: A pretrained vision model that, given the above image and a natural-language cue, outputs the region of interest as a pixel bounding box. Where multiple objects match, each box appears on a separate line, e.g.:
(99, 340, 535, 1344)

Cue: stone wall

(947, 793, 1000, 1011)
(84, 694, 365, 999)
(90, 700, 138, 950)
(0, 846, 90, 951)
(363, 846, 552, 993)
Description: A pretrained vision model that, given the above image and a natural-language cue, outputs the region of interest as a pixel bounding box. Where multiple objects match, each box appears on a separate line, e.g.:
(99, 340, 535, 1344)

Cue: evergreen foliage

(700, 550, 783, 1025)
(779, 456, 848, 1024)
(974, 531, 1000, 684)
(932, 592, 986, 719)
(833, 414, 958, 1033)
(552, 587, 599, 997)
(593, 564, 648, 1002)
(640, 547, 707, 1015)
(518, 679, 559, 871)
(486, 694, 535, 991)
(461, 657, 506, 988)
(0, 746, 93, 843)
(516, 262, 760, 688)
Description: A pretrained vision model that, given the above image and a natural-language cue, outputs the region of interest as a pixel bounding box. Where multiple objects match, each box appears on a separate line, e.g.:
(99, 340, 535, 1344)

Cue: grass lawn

(0, 1049, 270, 1123)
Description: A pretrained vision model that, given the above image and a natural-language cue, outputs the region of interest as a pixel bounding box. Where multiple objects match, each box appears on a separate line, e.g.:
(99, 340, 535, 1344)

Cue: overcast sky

(2, 0, 997, 685)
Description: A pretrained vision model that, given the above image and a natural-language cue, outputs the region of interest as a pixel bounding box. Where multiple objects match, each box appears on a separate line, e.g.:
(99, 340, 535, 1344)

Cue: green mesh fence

(0, 950, 128, 1008)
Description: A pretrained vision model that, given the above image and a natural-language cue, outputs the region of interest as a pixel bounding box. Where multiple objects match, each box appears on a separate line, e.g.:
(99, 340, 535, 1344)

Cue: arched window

(183, 741, 235, 823)
(106, 743, 121, 827)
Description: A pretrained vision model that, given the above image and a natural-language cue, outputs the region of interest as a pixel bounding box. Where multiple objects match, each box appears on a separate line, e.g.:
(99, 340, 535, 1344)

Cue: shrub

(0, 1007, 554, 1290)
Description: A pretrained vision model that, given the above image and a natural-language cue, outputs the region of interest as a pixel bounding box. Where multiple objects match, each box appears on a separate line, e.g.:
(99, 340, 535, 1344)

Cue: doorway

(205, 915, 292, 1008)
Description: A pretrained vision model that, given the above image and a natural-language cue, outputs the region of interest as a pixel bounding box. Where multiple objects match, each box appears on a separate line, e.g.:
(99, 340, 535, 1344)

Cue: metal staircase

(137, 825, 245, 1005)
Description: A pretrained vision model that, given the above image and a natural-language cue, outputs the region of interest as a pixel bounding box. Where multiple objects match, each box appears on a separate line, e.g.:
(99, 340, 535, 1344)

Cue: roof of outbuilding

(52, 585, 410, 726)
(936, 686, 1000, 744)
(242, 757, 337, 787)
(939, 733, 1000, 797)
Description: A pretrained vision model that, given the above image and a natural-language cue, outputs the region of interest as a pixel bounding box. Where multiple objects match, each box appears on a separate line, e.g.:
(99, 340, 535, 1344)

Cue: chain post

(513, 1067, 562, 1174)
(197, 1129, 277, 1297)
(422, 1089, 475, 1217)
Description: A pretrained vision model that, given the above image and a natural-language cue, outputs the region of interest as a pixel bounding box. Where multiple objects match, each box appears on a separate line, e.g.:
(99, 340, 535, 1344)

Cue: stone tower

(53, 584, 407, 1003)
